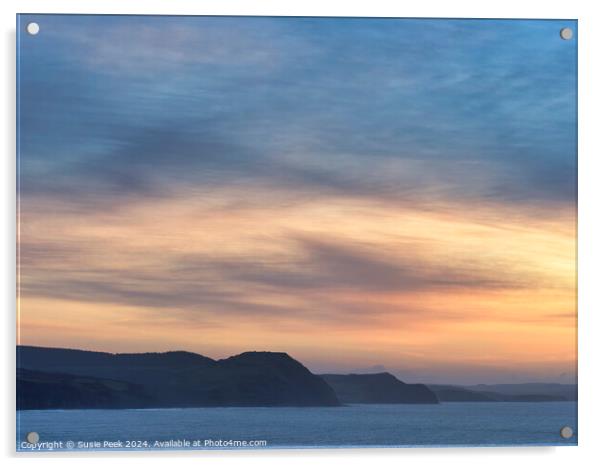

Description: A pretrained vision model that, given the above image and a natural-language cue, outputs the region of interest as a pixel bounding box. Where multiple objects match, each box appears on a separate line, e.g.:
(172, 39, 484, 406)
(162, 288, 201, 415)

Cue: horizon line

(16, 344, 577, 386)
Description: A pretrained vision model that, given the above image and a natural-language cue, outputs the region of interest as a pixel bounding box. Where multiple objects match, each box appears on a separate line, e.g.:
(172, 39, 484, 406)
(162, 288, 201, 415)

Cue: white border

(3, 1, 601, 465)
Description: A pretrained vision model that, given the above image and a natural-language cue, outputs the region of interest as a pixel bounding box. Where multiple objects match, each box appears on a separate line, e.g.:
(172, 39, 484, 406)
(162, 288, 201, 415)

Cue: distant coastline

(16, 345, 576, 410)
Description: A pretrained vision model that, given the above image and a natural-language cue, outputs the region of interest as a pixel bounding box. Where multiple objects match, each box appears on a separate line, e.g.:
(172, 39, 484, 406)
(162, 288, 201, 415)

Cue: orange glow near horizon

(17, 186, 576, 384)
(16, 16, 577, 387)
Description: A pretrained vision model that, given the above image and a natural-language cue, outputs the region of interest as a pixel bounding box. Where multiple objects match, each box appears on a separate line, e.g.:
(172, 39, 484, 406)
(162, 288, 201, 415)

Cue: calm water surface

(17, 402, 577, 451)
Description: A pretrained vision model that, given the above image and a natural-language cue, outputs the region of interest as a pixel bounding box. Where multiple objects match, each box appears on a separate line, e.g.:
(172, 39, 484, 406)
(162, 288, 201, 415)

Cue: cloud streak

(19, 17, 576, 212)
(17, 16, 577, 382)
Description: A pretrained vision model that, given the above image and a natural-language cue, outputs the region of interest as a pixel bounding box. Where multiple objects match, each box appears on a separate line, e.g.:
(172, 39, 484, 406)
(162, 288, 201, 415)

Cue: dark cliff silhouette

(16, 346, 575, 409)
(17, 346, 340, 409)
(18, 368, 153, 409)
(320, 372, 439, 404)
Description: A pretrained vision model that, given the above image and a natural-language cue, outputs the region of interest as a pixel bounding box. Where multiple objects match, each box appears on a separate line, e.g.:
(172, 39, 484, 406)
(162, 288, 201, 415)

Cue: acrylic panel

(16, 15, 577, 451)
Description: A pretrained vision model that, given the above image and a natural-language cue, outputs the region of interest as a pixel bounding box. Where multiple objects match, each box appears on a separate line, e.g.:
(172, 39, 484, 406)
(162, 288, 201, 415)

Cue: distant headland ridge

(16, 346, 576, 410)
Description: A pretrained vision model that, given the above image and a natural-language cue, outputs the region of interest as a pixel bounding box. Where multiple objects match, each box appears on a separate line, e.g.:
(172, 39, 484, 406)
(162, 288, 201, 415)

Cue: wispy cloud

(17, 16, 577, 382)
(19, 17, 576, 211)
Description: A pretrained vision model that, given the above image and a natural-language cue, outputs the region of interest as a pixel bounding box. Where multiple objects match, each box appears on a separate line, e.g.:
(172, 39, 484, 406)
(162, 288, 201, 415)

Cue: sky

(17, 15, 577, 384)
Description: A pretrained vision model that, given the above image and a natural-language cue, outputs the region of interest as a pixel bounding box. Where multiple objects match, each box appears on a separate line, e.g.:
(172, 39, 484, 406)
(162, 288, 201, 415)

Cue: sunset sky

(17, 16, 577, 384)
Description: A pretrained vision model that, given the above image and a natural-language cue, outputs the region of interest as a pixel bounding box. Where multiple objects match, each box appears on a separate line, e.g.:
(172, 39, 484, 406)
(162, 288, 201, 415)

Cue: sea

(17, 401, 577, 451)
